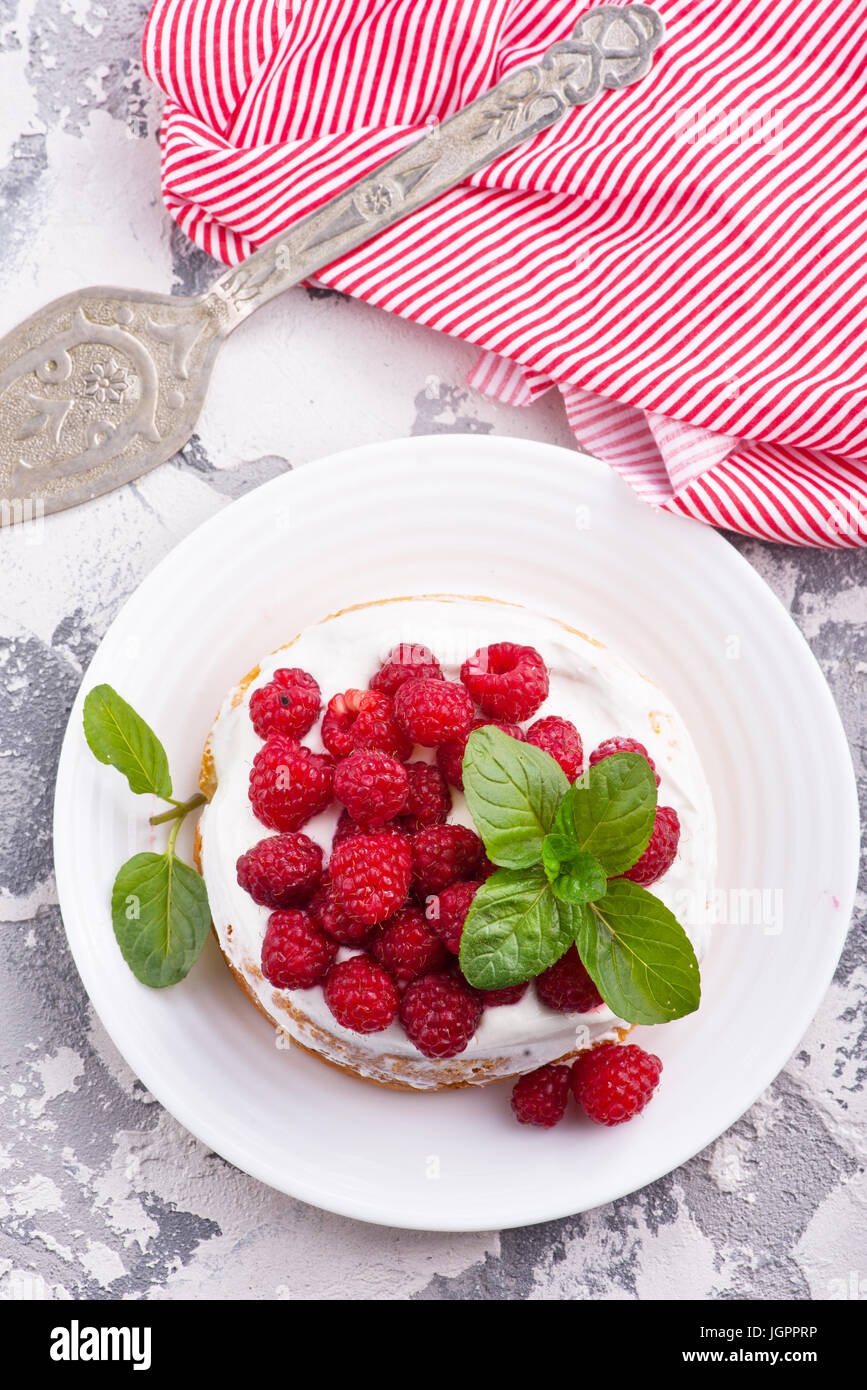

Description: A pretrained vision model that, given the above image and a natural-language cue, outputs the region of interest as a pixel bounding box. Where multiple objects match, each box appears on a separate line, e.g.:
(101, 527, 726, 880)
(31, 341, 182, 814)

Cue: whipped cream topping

(198, 597, 717, 1087)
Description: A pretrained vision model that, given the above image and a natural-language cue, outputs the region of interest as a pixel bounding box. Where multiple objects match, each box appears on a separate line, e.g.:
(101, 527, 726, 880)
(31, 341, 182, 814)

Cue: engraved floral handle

(208, 3, 664, 328)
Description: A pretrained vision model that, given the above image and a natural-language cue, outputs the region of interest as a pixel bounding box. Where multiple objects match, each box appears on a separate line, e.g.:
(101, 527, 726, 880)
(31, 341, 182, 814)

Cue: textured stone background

(0, 2, 865, 1301)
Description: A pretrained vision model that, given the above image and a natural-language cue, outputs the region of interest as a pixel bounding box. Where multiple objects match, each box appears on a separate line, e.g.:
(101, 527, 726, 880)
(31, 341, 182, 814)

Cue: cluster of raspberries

(236, 642, 680, 1061)
(511, 1043, 663, 1128)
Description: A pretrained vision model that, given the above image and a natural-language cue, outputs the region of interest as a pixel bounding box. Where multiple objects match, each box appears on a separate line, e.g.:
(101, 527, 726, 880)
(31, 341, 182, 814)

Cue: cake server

(0, 4, 664, 516)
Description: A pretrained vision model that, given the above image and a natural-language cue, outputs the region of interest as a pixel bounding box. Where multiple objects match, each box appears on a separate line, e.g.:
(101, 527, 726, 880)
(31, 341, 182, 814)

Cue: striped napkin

(143, 0, 867, 547)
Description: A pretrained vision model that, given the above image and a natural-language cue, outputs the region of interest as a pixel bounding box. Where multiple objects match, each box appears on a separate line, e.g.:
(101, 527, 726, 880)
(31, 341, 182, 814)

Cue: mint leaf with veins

(462, 725, 568, 869)
(553, 752, 657, 877)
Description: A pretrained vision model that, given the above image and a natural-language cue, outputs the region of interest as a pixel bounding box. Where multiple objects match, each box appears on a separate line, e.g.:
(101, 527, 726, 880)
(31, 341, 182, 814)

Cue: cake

(196, 595, 716, 1092)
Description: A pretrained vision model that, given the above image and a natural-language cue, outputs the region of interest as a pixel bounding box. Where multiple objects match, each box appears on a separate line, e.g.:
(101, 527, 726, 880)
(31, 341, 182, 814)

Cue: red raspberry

(570, 1043, 663, 1125)
(370, 643, 443, 698)
(425, 879, 482, 953)
(436, 718, 524, 790)
(236, 832, 323, 909)
(410, 824, 484, 899)
(248, 735, 334, 832)
(460, 642, 549, 722)
(309, 882, 375, 946)
(589, 736, 661, 787)
(332, 809, 404, 843)
(399, 970, 483, 1058)
(622, 805, 680, 886)
(398, 760, 452, 831)
(321, 689, 412, 761)
(370, 905, 449, 984)
(526, 715, 583, 781)
(323, 955, 400, 1033)
(393, 678, 474, 747)
(248, 668, 320, 740)
(480, 981, 529, 1006)
(329, 832, 412, 925)
(511, 1064, 571, 1127)
(536, 946, 603, 1013)
(333, 749, 408, 829)
(260, 910, 337, 989)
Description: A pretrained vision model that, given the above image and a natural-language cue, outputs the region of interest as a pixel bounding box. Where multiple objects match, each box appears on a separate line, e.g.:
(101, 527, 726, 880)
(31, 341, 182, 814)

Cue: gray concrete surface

(0, 1, 864, 1300)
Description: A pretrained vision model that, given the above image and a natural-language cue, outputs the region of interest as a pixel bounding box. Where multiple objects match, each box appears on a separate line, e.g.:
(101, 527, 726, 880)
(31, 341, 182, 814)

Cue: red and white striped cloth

(143, 0, 867, 547)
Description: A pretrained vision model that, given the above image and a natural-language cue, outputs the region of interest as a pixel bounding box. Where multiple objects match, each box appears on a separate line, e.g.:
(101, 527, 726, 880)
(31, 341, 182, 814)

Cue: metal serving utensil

(0, 4, 663, 516)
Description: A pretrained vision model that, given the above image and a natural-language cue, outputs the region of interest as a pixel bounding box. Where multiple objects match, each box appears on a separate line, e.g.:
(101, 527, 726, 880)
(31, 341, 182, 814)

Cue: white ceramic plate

(54, 436, 859, 1230)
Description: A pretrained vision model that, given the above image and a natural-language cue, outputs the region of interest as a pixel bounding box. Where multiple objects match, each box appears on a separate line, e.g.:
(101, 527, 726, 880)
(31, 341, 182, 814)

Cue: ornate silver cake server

(0, 4, 663, 516)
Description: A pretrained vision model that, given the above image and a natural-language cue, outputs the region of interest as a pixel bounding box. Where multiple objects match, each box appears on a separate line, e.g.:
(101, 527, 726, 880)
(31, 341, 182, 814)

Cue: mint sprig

(458, 728, 700, 1025)
(83, 685, 210, 989)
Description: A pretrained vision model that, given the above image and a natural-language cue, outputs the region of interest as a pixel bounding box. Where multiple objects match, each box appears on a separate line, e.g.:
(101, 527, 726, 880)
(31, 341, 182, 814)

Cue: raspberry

(333, 749, 408, 829)
(370, 643, 443, 698)
(436, 718, 524, 790)
(589, 736, 661, 787)
(323, 955, 400, 1033)
(329, 832, 412, 925)
(248, 735, 334, 832)
(236, 832, 323, 909)
(310, 882, 375, 946)
(399, 970, 483, 1058)
(398, 760, 452, 831)
(260, 910, 337, 989)
(321, 689, 412, 761)
(511, 1064, 571, 1127)
(570, 1043, 662, 1125)
(370, 905, 449, 984)
(536, 946, 603, 1013)
(622, 805, 680, 886)
(481, 981, 529, 1007)
(332, 809, 405, 843)
(249, 668, 320, 740)
(526, 715, 583, 781)
(425, 879, 482, 953)
(393, 678, 474, 747)
(460, 642, 549, 722)
(410, 824, 484, 899)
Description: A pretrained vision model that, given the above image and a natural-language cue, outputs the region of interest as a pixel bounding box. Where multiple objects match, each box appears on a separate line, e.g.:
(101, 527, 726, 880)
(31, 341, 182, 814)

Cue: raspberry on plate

(570, 1043, 663, 1125)
(398, 760, 452, 831)
(329, 831, 412, 925)
(399, 970, 483, 1058)
(248, 735, 334, 832)
(480, 981, 529, 1007)
(425, 879, 482, 953)
(460, 642, 549, 722)
(236, 832, 323, 909)
(370, 643, 443, 698)
(511, 1064, 571, 1127)
(321, 688, 412, 761)
(526, 715, 583, 780)
(309, 882, 376, 946)
(622, 805, 680, 886)
(333, 749, 408, 829)
(323, 955, 400, 1034)
(536, 945, 603, 1013)
(261, 910, 337, 989)
(410, 824, 484, 899)
(393, 677, 474, 747)
(249, 667, 321, 741)
(436, 717, 524, 790)
(589, 736, 661, 787)
(370, 905, 449, 984)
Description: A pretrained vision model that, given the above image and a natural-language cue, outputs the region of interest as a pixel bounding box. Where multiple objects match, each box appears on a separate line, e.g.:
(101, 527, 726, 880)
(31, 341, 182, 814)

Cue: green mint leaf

(462, 726, 568, 869)
(553, 752, 656, 877)
(83, 684, 172, 799)
(543, 841, 608, 905)
(459, 865, 573, 989)
(575, 878, 700, 1024)
(111, 851, 211, 988)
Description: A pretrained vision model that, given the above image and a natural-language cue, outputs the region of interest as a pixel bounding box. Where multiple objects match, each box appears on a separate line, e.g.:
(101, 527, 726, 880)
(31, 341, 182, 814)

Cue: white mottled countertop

(0, 1, 864, 1301)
